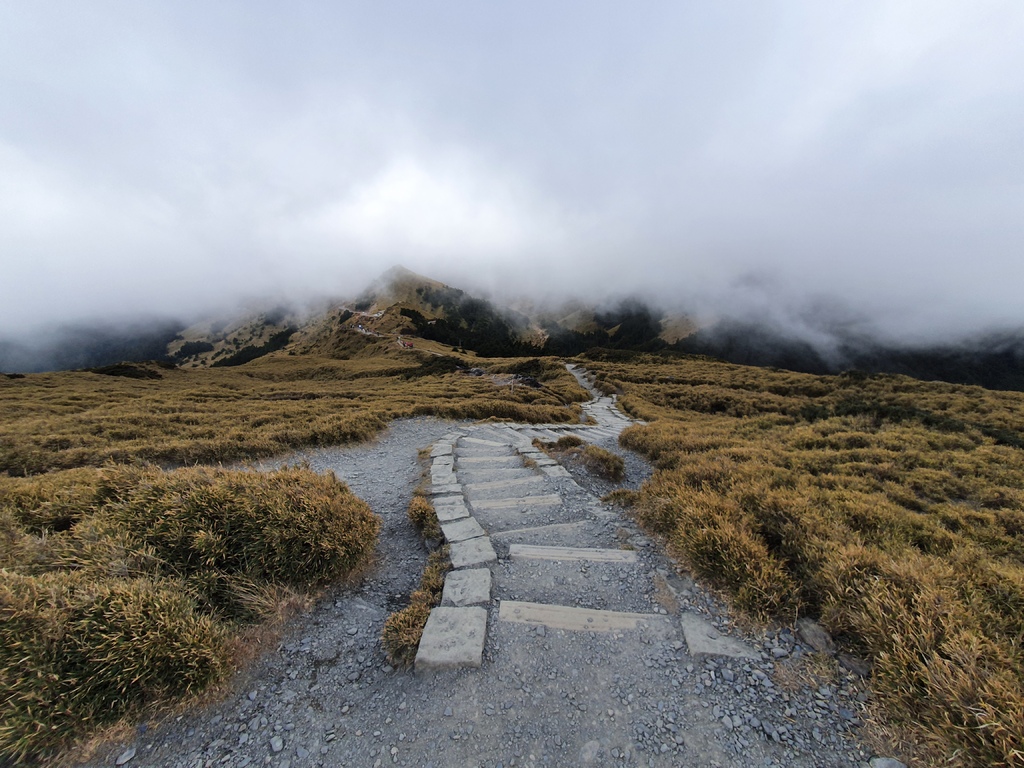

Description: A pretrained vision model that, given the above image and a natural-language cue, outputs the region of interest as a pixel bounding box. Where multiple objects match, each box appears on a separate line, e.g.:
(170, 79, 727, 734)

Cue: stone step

(541, 465, 571, 478)
(415, 606, 488, 672)
(456, 456, 524, 467)
(498, 600, 669, 633)
(462, 476, 548, 495)
(494, 559, 649, 614)
(441, 568, 492, 607)
(440, 516, 486, 543)
(435, 501, 470, 523)
(461, 436, 508, 448)
(508, 544, 638, 564)
(449, 536, 497, 569)
(469, 494, 562, 512)
(456, 467, 535, 484)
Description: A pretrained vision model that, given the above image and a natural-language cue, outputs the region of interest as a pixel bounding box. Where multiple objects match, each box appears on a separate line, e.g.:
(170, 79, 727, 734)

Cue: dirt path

(78, 368, 888, 768)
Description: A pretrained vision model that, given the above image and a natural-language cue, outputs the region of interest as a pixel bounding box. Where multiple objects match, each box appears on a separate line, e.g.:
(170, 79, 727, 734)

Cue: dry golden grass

(534, 436, 625, 482)
(0, 353, 587, 477)
(407, 494, 442, 542)
(0, 464, 377, 764)
(580, 352, 1024, 767)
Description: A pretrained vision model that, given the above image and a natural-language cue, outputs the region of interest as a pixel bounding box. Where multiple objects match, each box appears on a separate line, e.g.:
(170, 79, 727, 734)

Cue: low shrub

(407, 495, 441, 540)
(98, 465, 379, 599)
(0, 464, 380, 762)
(0, 571, 229, 764)
(580, 444, 625, 482)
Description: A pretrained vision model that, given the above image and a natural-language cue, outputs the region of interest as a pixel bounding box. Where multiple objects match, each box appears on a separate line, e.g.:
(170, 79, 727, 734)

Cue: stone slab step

(430, 443, 453, 457)
(488, 521, 591, 544)
(498, 600, 669, 633)
(470, 494, 562, 511)
(441, 516, 486, 543)
(679, 613, 759, 659)
(426, 484, 462, 497)
(455, 468, 535, 484)
(434, 502, 470, 522)
(461, 436, 508, 448)
(415, 607, 488, 672)
(463, 476, 548, 494)
(508, 544, 637, 563)
(457, 456, 524, 466)
(541, 465, 570, 478)
(441, 568, 492, 607)
(449, 536, 497, 568)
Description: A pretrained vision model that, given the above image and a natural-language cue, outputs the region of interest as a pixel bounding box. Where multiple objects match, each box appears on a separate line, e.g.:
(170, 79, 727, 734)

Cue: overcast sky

(2, 1, 1022, 341)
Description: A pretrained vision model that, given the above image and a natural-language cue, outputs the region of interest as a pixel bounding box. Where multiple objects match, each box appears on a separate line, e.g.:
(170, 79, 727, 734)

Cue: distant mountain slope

(0, 320, 182, 374)
(677, 320, 1024, 391)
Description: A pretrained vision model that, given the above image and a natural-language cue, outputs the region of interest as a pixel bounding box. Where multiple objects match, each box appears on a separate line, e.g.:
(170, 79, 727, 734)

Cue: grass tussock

(407, 494, 441, 540)
(578, 353, 1024, 766)
(534, 437, 625, 482)
(380, 548, 451, 666)
(0, 465, 378, 763)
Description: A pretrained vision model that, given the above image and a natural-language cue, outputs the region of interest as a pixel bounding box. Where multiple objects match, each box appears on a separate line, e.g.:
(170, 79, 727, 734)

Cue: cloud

(1, 1, 1022, 341)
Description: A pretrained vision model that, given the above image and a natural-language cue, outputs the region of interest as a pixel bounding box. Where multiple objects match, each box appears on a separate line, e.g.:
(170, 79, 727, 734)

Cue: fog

(2, 1, 1023, 344)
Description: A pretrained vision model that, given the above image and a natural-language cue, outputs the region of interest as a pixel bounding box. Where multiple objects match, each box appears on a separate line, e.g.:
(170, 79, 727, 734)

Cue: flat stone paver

(434, 502, 470, 522)
(463, 476, 547, 493)
(508, 544, 638, 563)
(461, 437, 507, 447)
(440, 516, 486, 543)
(449, 536, 497, 568)
(441, 568, 492, 607)
(498, 600, 670, 633)
(470, 494, 562, 511)
(430, 443, 453, 457)
(679, 613, 759, 659)
(415, 607, 488, 672)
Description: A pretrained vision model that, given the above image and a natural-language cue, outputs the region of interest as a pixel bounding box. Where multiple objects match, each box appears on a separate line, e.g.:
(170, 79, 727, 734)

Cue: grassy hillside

(0, 351, 588, 477)
(582, 351, 1024, 766)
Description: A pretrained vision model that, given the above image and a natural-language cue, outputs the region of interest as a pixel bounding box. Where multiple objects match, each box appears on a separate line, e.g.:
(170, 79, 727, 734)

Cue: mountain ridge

(5, 266, 1024, 392)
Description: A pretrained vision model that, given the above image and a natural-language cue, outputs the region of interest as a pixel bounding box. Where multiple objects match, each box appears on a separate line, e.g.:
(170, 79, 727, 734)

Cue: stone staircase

(415, 365, 754, 673)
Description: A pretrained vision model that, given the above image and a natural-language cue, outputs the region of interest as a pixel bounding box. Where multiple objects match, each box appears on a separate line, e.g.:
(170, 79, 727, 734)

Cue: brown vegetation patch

(0, 465, 378, 763)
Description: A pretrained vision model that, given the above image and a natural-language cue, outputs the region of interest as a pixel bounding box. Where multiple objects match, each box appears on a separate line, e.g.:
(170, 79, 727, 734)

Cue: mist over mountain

(6, 266, 1024, 393)
(0, 319, 182, 374)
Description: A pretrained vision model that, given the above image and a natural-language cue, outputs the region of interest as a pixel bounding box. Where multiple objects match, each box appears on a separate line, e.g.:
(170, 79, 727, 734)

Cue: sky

(2, 1, 1023, 342)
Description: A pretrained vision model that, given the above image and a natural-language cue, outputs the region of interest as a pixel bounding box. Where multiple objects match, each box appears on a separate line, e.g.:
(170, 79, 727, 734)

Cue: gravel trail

(78, 369, 893, 768)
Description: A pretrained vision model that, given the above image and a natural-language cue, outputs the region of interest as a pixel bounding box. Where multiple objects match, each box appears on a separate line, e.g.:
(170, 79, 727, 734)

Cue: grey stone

(270, 736, 284, 753)
(426, 484, 463, 497)
(449, 537, 497, 568)
(870, 759, 907, 768)
(115, 747, 136, 765)
(415, 607, 488, 672)
(441, 568, 492, 607)
(796, 618, 835, 655)
(679, 613, 758, 659)
(440, 516, 486, 543)
(838, 652, 872, 678)
(434, 502, 470, 522)
(430, 443, 453, 457)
